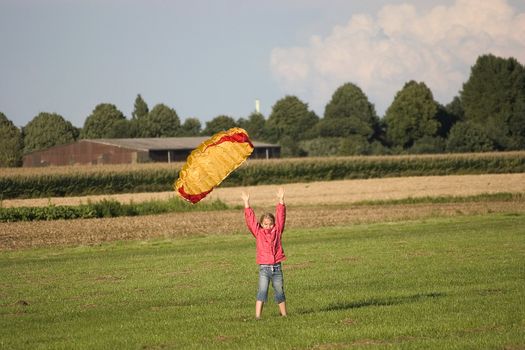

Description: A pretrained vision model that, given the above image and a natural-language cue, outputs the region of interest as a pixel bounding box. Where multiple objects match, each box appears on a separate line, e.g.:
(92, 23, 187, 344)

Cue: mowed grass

(1, 213, 524, 349)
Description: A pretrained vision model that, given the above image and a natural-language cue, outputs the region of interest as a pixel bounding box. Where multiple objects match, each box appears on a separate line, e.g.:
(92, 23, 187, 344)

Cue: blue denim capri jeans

(257, 263, 286, 303)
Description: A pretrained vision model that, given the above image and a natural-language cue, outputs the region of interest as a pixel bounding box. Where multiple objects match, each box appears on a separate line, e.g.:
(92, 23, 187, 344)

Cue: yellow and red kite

(175, 127, 254, 203)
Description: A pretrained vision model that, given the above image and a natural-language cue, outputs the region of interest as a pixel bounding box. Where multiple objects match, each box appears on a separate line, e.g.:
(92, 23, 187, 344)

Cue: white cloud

(270, 0, 525, 116)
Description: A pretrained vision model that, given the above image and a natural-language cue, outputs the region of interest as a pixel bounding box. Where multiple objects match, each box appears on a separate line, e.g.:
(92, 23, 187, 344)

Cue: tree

(434, 105, 457, 140)
(320, 83, 380, 140)
(339, 135, 373, 155)
(267, 96, 319, 156)
(298, 137, 342, 157)
(445, 121, 494, 153)
(23, 112, 78, 153)
(410, 136, 445, 154)
(180, 118, 202, 136)
(267, 96, 318, 141)
(106, 119, 137, 138)
(0, 112, 23, 167)
(202, 115, 238, 135)
(81, 104, 127, 139)
(433, 96, 464, 140)
(300, 137, 389, 157)
(238, 112, 266, 140)
(139, 103, 180, 137)
(384, 81, 441, 150)
(461, 54, 525, 150)
(132, 94, 149, 120)
(445, 96, 464, 122)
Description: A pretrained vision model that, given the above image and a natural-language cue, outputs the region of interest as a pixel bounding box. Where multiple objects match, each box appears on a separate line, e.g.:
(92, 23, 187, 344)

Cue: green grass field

(1, 213, 524, 349)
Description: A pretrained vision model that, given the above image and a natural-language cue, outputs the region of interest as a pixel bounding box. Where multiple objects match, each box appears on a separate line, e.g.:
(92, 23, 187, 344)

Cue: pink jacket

(244, 203, 286, 265)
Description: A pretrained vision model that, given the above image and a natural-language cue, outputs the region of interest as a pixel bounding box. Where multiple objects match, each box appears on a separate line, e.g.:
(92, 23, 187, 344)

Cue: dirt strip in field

(212, 173, 525, 208)
(1, 201, 524, 250)
(3, 173, 525, 208)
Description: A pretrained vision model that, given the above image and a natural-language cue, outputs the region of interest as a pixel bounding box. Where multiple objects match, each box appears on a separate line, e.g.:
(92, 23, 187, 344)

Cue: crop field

(1, 173, 525, 250)
(2, 151, 523, 178)
(1, 168, 524, 349)
(3, 173, 525, 208)
(2, 151, 524, 200)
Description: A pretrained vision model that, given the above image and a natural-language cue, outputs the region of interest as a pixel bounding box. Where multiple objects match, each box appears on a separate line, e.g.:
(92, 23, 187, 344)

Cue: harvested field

(2, 173, 524, 250)
(1, 201, 524, 250)
(3, 173, 525, 208)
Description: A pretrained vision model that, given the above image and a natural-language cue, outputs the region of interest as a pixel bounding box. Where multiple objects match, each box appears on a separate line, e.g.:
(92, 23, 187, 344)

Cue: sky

(1, 0, 525, 128)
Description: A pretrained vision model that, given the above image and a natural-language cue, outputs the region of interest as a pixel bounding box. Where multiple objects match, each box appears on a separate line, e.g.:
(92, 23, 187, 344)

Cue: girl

(241, 187, 287, 319)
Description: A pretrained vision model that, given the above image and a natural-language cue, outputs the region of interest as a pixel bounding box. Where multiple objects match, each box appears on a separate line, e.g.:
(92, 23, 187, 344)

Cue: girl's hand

(241, 191, 250, 208)
(277, 187, 284, 204)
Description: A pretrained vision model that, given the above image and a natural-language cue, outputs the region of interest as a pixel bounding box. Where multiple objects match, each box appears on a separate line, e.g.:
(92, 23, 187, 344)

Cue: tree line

(1, 53, 524, 167)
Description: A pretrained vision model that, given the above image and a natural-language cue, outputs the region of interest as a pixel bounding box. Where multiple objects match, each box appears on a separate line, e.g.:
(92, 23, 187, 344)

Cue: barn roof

(83, 137, 279, 151)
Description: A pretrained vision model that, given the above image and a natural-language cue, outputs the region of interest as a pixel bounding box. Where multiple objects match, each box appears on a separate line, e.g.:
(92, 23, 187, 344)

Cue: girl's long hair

(259, 213, 275, 225)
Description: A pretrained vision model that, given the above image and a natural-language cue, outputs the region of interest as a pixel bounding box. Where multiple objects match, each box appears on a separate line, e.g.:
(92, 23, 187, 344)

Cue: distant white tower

(255, 99, 260, 113)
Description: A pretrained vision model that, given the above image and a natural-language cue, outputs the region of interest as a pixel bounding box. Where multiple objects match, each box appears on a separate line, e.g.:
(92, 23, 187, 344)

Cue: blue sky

(1, 0, 524, 128)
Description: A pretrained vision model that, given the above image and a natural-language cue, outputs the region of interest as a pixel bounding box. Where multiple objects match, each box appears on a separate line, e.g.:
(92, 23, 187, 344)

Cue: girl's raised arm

(241, 191, 250, 208)
(242, 191, 258, 237)
(277, 187, 284, 205)
(275, 187, 286, 232)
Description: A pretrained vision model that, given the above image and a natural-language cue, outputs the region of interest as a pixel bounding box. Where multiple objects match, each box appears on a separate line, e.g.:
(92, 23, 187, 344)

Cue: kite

(175, 127, 254, 204)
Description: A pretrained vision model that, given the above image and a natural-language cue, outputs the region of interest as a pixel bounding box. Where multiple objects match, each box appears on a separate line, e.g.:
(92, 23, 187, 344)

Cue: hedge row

(224, 152, 525, 186)
(0, 168, 174, 199)
(1, 152, 524, 199)
(0, 197, 228, 222)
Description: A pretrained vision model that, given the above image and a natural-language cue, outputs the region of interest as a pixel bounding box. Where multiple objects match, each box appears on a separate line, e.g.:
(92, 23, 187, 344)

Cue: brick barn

(23, 137, 281, 167)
